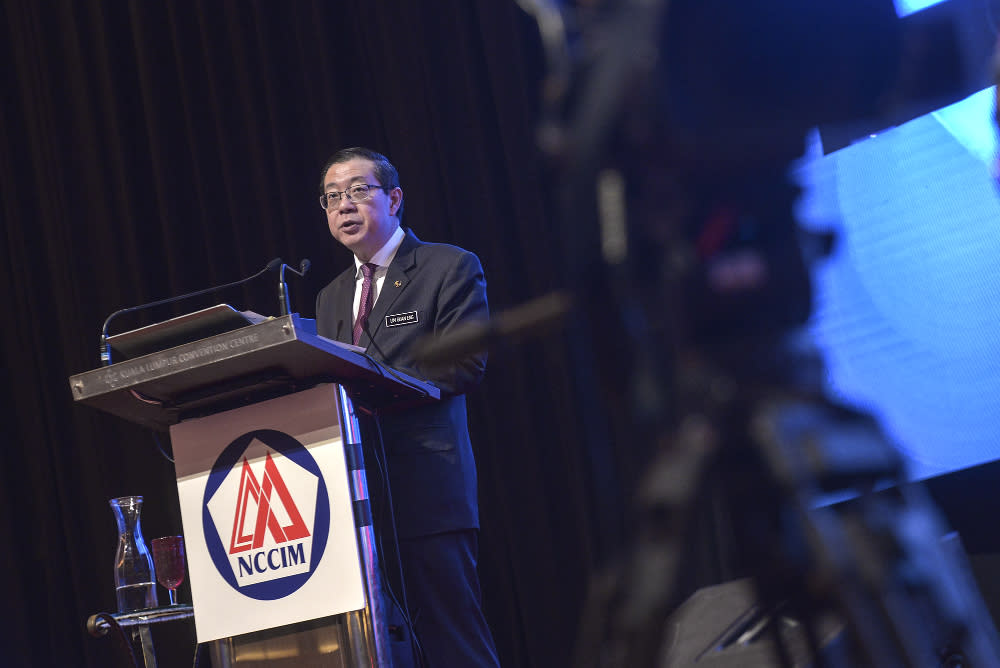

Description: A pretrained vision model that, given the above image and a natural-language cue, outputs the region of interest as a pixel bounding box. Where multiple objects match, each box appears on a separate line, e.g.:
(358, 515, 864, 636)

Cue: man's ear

(390, 187, 403, 216)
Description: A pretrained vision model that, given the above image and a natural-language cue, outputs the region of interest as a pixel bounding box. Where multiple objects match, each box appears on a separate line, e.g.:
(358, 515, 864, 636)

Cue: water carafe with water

(109, 495, 158, 612)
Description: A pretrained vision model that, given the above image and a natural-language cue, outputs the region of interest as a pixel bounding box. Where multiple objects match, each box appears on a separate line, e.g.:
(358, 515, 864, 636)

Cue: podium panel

(170, 384, 365, 643)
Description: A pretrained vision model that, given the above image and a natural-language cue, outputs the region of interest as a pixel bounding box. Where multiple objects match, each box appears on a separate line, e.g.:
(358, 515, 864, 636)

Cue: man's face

(323, 157, 403, 262)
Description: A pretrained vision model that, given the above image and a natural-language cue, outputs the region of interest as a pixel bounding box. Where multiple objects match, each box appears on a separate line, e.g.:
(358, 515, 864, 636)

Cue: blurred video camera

(520, 1, 1000, 666)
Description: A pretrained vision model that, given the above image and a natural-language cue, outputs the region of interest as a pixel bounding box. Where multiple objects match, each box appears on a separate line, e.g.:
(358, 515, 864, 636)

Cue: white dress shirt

(352, 225, 405, 321)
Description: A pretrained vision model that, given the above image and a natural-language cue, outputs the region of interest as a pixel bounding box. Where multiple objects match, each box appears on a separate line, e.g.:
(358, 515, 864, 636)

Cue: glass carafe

(109, 495, 158, 612)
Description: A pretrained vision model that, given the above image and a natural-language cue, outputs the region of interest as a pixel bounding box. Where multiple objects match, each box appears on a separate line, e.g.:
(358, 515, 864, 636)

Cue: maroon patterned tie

(352, 262, 378, 346)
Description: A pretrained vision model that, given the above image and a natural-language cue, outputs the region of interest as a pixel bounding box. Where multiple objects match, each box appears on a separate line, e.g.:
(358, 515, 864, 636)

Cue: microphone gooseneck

(99, 257, 283, 366)
(279, 264, 290, 317)
(278, 258, 312, 317)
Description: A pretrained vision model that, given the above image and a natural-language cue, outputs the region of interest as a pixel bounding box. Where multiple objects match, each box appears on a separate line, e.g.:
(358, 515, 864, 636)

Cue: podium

(70, 313, 439, 666)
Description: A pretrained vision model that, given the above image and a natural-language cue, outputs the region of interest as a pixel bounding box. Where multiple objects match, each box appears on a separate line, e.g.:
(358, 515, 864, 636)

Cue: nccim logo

(202, 429, 330, 600)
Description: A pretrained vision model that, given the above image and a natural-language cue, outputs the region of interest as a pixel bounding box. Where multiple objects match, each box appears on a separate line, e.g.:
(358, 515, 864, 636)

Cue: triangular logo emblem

(228, 451, 311, 554)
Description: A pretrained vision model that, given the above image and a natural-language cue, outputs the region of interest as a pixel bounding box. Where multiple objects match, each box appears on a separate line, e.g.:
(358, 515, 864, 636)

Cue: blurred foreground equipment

(510, 0, 1000, 666)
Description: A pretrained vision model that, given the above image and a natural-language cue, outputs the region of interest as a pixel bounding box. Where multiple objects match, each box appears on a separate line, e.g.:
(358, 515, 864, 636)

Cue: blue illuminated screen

(797, 86, 999, 481)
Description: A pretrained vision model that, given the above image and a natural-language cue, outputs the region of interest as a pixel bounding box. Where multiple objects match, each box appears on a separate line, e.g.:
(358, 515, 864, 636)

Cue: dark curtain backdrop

(0, 1, 642, 666)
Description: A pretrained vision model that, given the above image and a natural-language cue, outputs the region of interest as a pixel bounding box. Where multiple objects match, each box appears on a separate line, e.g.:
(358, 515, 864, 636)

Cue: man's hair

(318, 147, 404, 220)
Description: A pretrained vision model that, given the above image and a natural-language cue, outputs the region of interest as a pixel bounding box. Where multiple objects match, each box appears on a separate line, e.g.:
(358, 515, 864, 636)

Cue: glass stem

(168, 589, 177, 605)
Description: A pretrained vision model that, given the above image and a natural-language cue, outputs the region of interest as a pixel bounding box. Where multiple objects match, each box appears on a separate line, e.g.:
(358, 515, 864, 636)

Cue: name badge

(386, 311, 418, 327)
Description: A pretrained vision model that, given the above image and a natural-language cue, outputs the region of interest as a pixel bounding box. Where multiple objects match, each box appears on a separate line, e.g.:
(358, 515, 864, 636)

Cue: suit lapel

(366, 230, 418, 341)
(329, 267, 357, 344)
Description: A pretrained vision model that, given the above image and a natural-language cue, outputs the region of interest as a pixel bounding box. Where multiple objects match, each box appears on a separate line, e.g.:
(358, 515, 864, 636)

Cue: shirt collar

(354, 226, 405, 278)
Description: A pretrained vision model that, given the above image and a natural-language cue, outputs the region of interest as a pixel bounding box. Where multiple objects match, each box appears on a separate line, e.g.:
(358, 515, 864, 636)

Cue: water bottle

(109, 495, 158, 612)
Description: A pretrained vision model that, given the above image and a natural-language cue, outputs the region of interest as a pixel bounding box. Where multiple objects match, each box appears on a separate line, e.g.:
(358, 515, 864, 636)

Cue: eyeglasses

(319, 184, 386, 211)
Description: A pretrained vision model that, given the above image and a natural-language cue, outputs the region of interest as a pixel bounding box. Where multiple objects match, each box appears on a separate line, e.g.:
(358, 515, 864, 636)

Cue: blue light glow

(894, 0, 948, 17)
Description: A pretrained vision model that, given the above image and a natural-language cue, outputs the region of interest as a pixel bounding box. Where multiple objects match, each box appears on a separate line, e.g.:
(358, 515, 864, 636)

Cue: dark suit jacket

(315, 229, 488, 538)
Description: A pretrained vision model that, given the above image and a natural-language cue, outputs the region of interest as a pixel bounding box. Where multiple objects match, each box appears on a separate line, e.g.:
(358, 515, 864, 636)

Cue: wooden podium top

(69, 313, 439, 431)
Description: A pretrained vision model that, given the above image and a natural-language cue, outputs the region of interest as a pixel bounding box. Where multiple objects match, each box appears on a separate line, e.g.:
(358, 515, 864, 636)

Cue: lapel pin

(394, 280, 402, 288)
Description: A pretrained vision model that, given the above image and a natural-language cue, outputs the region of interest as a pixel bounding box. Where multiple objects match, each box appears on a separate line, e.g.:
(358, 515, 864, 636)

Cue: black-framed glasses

(319, 184, 386, 211)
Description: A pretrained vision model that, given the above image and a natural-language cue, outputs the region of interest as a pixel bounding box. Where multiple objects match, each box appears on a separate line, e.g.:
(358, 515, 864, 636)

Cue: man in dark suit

(314, 147, 500, 667)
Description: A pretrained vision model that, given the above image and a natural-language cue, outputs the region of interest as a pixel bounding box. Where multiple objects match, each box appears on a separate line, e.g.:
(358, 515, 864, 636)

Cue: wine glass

(151, 536, 186, 606)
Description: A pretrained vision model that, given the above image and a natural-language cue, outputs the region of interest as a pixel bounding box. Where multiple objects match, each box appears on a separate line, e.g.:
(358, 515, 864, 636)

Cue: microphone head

(266, 257, 283, 272)
(299, 259, 312, 275)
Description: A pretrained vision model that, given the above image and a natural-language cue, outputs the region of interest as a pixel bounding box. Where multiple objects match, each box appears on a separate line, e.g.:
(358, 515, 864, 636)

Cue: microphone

(99, 258, 283, 366)
(278, 259, 311, 316)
